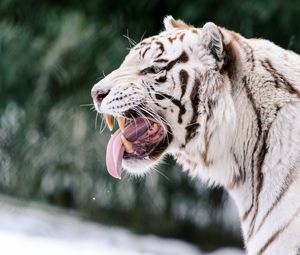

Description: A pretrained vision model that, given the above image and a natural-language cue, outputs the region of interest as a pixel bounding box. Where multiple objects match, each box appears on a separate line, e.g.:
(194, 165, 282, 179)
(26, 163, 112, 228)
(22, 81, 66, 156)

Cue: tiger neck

(176, 32, 282, 237)
(203, 32, 299, 250)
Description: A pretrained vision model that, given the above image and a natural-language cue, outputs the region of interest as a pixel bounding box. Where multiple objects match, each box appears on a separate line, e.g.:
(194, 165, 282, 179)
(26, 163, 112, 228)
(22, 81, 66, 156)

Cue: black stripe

(142, 46, 151, 58)
(236, 39, 255, 71)
(228, 150, 246, 189)
(157, 93, 186, 123)
(256, 163, 295, 234)
(179, 69, 189, 99)
(260, 61, 280, 88)
(171, 75, 176, 90)
(165, 51, 189, 71)
(154, 59, 169, 63)
(247, 106, 280, 241)
(261, 59, 300, 98)
(247, 128, 269, 240)
(155, 41, 165, 58)
(242, 76, 262, 222)
(257, 207, 300, 255)
(201, 114, 213, 166)
(155, 75, 167, 83)
(179, 33, 186, 41)
(168, 36, 177, 43)
(146, 85, 167, 110)
(156, 41, 165, 52)
(185, 78, 201, 143)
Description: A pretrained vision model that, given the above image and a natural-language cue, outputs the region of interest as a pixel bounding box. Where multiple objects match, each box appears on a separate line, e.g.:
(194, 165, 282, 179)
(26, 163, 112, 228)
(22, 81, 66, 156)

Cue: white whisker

(123, 30, 137, 49)
(94, 112, 98, 130)
(80, 103, 94, 107)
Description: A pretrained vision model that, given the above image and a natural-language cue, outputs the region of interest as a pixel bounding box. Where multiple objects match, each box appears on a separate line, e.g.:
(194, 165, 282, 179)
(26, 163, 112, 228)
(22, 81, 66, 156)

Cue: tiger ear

(201, 22, 227, 66)
(163, 16, 191, 30)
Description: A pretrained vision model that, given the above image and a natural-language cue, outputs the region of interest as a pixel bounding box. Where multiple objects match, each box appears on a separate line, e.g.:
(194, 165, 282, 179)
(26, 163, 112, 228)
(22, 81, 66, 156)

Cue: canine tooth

(105, 114, 114, 131)
(117, 116, 126, 132)
(121, 135, 133, 152)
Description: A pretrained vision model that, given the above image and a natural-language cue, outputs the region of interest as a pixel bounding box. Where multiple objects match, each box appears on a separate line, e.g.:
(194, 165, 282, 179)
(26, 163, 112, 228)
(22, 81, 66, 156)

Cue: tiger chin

(91, 16, 300, 255)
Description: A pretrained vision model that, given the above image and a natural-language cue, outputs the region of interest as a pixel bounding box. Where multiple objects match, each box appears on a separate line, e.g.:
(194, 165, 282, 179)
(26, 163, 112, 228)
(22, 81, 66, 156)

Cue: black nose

(91, 89, 110, 104)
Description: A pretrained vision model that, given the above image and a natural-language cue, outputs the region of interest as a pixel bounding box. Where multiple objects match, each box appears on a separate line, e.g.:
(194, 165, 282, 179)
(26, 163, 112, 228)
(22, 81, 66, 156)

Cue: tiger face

(91, 16, 236, 180)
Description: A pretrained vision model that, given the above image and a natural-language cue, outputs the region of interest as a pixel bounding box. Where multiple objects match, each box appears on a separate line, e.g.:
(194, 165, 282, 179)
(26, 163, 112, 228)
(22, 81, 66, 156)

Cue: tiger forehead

(133, 29, 192, 53)
(130, 30, 197, 64)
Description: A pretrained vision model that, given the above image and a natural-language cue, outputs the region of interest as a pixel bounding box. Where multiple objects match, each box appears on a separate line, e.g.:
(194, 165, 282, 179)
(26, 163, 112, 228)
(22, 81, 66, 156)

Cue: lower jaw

(120, 136, 173, 177)
(149, 133, 172, 160)
(122, 157, 156, 176)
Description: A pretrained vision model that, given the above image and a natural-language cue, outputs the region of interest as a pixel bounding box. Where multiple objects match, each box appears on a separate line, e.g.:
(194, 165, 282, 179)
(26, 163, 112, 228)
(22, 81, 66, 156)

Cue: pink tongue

(106, 130, 124, 179)
(105, 118, 152, 179)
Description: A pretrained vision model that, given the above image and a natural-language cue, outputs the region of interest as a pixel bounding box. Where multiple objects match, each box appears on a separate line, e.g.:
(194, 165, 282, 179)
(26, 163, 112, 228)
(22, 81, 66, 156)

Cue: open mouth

(104, 114, 171, 179)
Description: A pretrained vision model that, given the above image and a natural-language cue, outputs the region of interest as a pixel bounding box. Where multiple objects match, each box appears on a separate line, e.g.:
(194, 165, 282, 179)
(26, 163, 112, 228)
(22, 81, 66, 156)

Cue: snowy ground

(0, 196, 244, 255)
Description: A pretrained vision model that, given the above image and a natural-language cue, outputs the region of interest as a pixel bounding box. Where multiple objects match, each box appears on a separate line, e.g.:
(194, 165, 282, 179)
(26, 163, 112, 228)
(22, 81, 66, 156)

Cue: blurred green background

(0, 0, 299, 251)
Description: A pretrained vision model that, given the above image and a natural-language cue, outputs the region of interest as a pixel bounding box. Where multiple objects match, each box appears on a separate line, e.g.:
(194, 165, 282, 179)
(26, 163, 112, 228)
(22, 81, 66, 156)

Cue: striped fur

(91, 16, 300, 254)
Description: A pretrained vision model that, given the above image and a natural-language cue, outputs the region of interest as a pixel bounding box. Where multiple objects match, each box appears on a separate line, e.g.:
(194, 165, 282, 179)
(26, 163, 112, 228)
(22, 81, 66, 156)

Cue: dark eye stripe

(141, 51, 189, 76)
(155, 75, 167, 83)
(140, 66, 162, 75)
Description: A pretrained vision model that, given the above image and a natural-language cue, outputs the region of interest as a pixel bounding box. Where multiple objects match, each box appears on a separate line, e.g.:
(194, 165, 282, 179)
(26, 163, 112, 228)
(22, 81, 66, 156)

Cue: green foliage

(0, 0, 299, 250)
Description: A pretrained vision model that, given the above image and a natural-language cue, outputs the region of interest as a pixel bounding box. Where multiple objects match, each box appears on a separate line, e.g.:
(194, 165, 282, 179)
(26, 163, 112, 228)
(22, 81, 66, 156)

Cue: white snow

(0, 196, 244, 255)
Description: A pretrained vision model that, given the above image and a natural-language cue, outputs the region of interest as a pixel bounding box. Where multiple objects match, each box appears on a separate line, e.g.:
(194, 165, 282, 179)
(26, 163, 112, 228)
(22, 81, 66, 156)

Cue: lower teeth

(121, 135, 133, 152)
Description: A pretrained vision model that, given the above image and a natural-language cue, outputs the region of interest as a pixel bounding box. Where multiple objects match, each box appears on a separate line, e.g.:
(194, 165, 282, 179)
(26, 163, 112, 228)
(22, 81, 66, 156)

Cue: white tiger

(91, 16, 300, 255)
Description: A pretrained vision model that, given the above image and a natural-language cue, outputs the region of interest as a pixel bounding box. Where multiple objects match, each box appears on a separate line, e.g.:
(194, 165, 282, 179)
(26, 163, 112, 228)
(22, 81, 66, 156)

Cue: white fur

(92, 17, 300, 254)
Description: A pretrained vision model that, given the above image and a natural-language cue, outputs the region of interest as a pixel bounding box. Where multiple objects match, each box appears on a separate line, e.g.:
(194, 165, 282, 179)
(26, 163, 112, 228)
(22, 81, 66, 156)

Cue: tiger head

(91, 16, 236, 183)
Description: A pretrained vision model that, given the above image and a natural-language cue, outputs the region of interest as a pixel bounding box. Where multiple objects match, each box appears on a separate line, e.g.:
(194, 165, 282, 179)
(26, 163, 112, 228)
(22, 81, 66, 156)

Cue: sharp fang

(121, 135, 133, 152)
(105, 114, 114, 131)
(117, 116, 126, 132)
